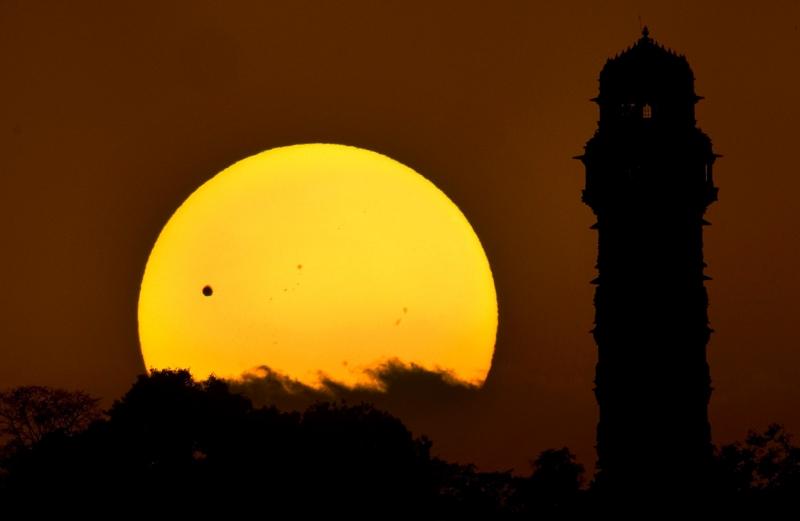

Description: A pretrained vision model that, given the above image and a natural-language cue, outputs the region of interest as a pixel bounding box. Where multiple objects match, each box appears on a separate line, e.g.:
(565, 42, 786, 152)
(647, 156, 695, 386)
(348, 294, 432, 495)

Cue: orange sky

(1, 0, 799, 473)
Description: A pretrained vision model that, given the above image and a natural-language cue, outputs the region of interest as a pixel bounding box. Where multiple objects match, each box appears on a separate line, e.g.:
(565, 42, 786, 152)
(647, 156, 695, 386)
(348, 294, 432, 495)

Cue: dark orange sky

(1, 0, 799, 473)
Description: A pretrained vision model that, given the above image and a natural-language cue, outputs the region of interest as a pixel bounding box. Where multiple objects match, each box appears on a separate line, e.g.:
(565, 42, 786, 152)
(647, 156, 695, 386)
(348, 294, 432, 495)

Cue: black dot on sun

(202, 285, 213, 297)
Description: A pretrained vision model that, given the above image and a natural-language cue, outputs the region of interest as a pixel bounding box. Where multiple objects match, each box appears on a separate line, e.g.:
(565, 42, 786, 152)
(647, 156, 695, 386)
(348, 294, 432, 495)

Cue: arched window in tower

(642, 103, 652, 119)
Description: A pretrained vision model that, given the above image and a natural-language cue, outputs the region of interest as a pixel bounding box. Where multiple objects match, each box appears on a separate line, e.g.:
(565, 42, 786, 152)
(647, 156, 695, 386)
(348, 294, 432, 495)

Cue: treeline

(0, 370, 798, 516)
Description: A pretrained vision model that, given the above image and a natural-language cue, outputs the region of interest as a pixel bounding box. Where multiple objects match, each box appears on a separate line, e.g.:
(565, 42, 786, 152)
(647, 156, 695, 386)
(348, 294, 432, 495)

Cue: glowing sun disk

(138, 144, 497, 387)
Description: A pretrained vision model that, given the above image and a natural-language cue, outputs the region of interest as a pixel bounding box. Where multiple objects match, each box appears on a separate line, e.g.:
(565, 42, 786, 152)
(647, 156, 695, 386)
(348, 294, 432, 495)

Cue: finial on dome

(641, 26, 650, 39)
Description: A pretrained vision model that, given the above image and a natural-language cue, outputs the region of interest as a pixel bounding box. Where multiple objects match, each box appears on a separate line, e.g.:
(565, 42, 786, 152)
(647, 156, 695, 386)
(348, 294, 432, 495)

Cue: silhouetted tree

(713, 423, 800, 512)
(0, 385, 101, 455)
(530, 447, 584, 494)
(0, 370, 448, 515)
(432, 461, 521, 517)
(514, 447, 586, 515)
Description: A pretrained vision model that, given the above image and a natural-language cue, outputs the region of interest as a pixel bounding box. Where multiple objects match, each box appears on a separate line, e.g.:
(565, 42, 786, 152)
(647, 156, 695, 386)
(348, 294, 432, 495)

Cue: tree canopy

(1, 371, 798, 516)
(0, 385, 101, 453)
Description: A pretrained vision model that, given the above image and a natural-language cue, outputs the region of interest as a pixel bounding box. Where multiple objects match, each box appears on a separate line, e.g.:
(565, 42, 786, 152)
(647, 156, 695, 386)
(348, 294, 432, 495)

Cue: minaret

(575, 28, 719, 496)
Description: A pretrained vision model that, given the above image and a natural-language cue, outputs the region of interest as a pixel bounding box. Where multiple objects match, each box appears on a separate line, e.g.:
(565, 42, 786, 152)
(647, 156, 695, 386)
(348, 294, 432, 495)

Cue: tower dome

(595, 28, 700, 129)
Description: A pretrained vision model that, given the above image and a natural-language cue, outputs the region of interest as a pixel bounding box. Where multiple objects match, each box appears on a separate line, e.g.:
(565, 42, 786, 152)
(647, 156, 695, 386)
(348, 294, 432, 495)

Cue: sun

(138, 144, 497, 387)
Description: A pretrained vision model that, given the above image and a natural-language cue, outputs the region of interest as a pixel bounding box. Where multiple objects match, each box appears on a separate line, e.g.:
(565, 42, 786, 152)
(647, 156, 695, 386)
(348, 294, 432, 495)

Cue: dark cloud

(228, 360, 482, 456)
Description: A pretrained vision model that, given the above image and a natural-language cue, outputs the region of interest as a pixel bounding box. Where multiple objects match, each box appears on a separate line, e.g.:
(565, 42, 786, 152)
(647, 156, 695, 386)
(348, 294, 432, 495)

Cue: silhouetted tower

(575, 28, 719, 496)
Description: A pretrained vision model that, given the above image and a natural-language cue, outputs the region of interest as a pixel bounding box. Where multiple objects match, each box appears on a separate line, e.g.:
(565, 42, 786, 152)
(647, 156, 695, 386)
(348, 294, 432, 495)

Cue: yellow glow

(138, 144, 497, 387)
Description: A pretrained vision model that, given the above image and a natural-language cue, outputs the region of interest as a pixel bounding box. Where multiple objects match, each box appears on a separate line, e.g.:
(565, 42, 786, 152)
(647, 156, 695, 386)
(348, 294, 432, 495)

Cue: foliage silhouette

(711, 423, 800, 513)
(526, 448, 585, 510)
(3, 372, 798, 515)
(0, 385, 101, 455)
(1, 370, 581, 516)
